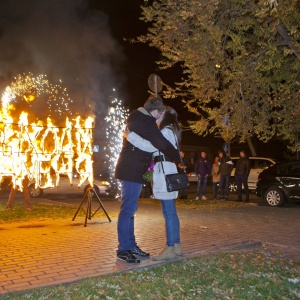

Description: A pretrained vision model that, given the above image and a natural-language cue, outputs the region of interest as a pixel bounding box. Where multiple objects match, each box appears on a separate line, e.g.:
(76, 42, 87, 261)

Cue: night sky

(91, 0, 185, 109)
(91, 0, 225, 152)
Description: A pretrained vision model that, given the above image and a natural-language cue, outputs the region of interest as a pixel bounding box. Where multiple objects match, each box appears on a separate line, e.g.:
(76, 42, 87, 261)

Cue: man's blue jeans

(160, 199, 180, 246)
(117, 181, 142, 253)
(196, 175, 208, 196)
(219, 175, 230, 198)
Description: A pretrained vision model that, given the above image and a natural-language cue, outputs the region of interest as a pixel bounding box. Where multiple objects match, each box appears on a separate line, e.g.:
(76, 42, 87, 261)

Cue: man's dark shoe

(117, 251, 140, 263)
(131, 246, 150, 257)
(235, 199, 242, 202)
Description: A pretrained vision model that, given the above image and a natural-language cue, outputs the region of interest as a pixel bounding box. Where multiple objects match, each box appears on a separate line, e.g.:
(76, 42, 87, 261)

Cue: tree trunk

(246, 136, 257, 156)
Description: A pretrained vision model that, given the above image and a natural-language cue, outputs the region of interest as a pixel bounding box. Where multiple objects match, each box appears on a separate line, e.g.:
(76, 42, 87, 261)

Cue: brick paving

(0, 193, 300, 295)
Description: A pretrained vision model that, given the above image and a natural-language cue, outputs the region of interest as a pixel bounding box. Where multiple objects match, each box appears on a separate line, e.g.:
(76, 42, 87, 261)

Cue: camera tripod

(72, 187, 111, 227)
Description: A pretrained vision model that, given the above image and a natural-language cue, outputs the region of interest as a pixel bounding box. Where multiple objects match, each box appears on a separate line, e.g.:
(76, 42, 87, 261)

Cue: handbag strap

(159, 128, 185, 176)
(159, 151, 166, 176)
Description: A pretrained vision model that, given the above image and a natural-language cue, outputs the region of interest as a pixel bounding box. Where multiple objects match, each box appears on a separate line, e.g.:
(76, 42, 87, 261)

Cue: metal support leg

(72, 187, 111, 227)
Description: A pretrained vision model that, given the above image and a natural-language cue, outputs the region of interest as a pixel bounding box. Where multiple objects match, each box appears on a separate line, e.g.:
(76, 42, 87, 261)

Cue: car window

(231, 157, 275, 170)
(277, 164, 288, 174)
(277, 162, 300, 174)
(256, 159, 273, 169)
(288, 163, 300, 174)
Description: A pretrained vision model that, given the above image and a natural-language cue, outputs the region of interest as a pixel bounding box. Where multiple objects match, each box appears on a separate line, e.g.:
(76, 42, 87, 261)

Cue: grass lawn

(2, 251, 300, 299)
(0, 203, 86, 224)
(0, 198, 252, 224)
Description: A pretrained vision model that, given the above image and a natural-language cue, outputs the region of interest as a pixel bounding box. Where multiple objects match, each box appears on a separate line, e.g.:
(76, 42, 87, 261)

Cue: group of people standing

(196, 150, 250, 202)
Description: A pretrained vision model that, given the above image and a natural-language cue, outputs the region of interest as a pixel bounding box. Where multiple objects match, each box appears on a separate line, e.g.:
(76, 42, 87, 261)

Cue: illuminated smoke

(0, 0, 124, 115)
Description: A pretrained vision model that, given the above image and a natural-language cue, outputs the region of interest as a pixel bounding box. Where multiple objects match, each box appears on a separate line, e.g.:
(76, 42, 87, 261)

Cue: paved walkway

(1, 194, 300, 295)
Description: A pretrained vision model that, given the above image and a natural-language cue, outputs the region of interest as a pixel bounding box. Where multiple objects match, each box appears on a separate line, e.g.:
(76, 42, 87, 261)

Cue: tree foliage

(138, 0, 300, 150)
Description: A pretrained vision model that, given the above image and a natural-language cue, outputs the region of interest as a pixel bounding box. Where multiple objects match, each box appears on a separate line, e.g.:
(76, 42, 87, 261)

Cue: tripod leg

(84, 198, 91, 227)
(74, 187, 111, 226)
(72, 189, 89, 221)
(88, 190, 93, 220)
(84, 202, 89, 227)
(93, 189, 111, 222)
(84, 190, 94, 227)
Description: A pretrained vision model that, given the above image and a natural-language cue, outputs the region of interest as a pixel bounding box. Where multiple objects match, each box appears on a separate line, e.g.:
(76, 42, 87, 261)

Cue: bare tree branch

(276, 23, 300, 60)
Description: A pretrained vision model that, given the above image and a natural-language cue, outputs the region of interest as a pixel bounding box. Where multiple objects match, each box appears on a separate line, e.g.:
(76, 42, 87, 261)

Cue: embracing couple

(114, 95, 183, 263)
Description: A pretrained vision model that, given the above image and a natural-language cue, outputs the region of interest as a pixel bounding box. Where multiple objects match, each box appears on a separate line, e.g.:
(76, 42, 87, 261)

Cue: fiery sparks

(105, 93, 128, 191)
(1, 73, 73, 119)
(0, 73, 94, 191)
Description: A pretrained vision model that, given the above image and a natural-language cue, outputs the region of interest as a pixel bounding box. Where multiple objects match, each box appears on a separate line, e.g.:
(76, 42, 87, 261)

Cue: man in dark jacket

(114, 96, 181, 264)
(195, 151, 211, 200)
(178, 150, 189, 199)
(218, 150, 234, 200)
(234, 150, 250, 202)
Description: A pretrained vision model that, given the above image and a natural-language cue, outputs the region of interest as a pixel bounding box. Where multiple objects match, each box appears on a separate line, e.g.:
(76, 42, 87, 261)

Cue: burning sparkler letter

(0, 74, 95, 191)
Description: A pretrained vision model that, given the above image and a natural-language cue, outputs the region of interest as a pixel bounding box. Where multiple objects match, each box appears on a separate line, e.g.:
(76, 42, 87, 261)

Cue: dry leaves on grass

(10, 251, 300, 300)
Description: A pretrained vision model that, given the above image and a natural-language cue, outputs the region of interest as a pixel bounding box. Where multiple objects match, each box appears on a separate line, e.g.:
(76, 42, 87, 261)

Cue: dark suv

(256, 160, 300, 207)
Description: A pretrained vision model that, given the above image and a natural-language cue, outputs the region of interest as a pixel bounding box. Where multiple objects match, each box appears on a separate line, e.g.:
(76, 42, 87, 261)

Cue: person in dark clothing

(218, 150, 234, 200)
(195, 151, 211, 200)
(234, 150, 250, 202)
(178, 150, 188, 199)
(114, 96, 181, 264)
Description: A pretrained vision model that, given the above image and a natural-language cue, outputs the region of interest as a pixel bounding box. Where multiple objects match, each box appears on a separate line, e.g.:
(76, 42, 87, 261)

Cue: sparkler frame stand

(72, 187, 111, 227)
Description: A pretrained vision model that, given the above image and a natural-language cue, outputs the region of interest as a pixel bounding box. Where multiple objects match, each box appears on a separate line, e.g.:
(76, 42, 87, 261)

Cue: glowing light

(105, 95, 129, 192)
(23, 95, 35, 102)
(0, 113, 95, 190)
(0, 73, 94, 191)
(1, 73, 73, 118)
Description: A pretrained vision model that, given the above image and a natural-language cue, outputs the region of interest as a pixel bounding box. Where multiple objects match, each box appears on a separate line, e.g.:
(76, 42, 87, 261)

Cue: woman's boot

(152, 246, 176, 261)
(174, 243, 182, 256)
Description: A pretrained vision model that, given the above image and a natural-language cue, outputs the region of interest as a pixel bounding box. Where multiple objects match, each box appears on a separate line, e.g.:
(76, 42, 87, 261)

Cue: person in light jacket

(125, 106, 182, 261)
(211, 156, 221, 200)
